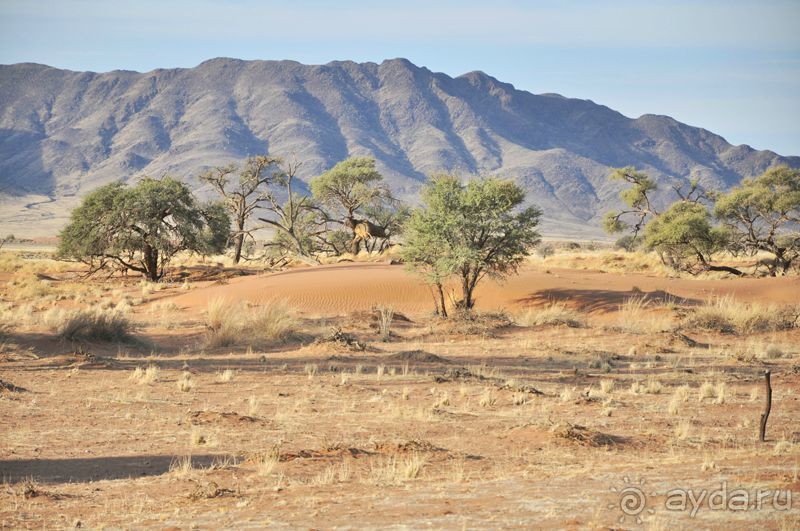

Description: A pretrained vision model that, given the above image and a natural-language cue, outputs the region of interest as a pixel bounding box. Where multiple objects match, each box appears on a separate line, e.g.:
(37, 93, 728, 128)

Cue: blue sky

(1, 0, 798, 155)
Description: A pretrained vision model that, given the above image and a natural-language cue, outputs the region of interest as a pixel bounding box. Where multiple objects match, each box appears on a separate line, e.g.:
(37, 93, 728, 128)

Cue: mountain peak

(0, 57, 797, 238)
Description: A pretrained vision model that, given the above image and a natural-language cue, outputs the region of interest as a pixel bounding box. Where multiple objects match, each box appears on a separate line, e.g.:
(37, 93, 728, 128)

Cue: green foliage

(310, 157, 387, 217)
(403, 175, 541, 312)
(311, 157, 402, 254)
(57, 177, 230, 280)
(603, 211, 626, 234)
(714, 165, 800, 275)
(643, 201, 728, 274)
(614, 234, 642, 252)
(603, 167, 660, 239)
(609, 166, 658, 210)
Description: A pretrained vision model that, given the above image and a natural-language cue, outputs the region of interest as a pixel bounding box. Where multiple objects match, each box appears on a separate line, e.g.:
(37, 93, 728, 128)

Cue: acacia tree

(403, 175, 541, 314)
(57, 177, 230, 281)
(714, 166, 800, 275)
(602, 167, 660, 237)
(310, 157, 395, 252)
(200, 156, 283, 263)
(361, 203, 411, 253)
(643, 201, 737, 275)
(256, 157, 330, 264)
(601, 166, 739, 274)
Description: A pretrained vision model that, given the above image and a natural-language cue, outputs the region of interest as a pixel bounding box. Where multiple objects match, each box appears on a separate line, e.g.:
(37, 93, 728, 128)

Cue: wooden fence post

(759, 370, 772, 442)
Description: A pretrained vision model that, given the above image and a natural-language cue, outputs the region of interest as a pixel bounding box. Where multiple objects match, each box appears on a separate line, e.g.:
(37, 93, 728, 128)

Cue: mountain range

(1, 57, 797, 238)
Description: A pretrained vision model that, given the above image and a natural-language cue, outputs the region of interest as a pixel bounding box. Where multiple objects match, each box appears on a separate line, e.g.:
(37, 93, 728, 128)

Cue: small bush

(375, 305, 394, 341)
(616, 296, 675, 334)
(205, 298, 298, 348)
(537, 244, 555, 259)
(615, 235, 642, 252)
(685, 295, 799, 334)
(45, 308, 133, 341)
(177, 371, 194, 392)
(518, 302, 585, 328)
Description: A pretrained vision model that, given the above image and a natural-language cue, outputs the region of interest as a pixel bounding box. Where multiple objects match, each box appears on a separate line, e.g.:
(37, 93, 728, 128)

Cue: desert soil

(1, 261, 799, 529)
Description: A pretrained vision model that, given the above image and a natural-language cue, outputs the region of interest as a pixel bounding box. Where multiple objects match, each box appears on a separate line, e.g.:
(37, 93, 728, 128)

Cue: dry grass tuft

(217, 369, 235, 383)
(45, 307, 133, 342)
(433, 310, 512, 337)
(253, 448, 280, 476)
(131, 365, 159, 385)
(205, 298, 298, 348)
(178, 371, 195, 392)
(478, 388, 497, 407)
(517, 302, 586, 328)
(616, 296, 675, 334)
(674, 419, 691, 440)
(169, 455, 195, 477)
(369, 452, 427, 484)
(685, 295, 799, 334)
(698, 381, 715, 401)
(375, 305, 395, 341)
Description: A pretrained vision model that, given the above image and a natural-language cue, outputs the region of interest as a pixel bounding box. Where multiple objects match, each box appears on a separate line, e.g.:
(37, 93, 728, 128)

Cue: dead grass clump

(313, 327, 366, 351)
(252, 448, 280, 476)
(541, 250, 667, 275)
(375, 305, 394, 341)
(433, 310, 512, 337)
(616, 296, 675, 334)
(217, 369, 235, 383)
(550, 422, 621, 447)
(45, 308, 133, 342)
(7, 272, 52, 301)
(685, 295, 799, 334)
(0, 379, 27, 393)
(178, 371, 195, 392)
(388, 350, 450, 364)
(205, 298, 298, 348)
(131, 365, 160, 385)
(169, 455, 195, 477)
(517, 302, 586, 328)
(369, 452, 427, 484)
(188, 481, 235, 501)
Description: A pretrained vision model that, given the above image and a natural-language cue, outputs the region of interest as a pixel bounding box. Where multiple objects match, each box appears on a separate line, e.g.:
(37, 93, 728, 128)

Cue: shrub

(45, 308, 133, 341)
(684, 295, 799, 334)
(205, 298, 297, 348)
(518, 302, 585, 328)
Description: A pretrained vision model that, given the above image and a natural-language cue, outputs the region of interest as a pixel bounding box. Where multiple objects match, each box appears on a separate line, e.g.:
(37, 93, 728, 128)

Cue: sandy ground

(170, 261, 800, 315)
(1, 260, 799, 529)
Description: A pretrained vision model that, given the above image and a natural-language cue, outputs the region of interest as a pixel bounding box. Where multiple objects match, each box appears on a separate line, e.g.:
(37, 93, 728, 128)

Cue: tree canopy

(403, 175, 541, 314)
(643, 201, 735, 275)
(200, 156, 283, 263)
(310, 157, 398, 252)
(57, 177, 230, 281)
(714, 166, 800, 275)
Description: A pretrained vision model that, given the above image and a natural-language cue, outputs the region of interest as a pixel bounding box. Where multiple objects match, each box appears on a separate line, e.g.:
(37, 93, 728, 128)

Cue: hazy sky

(1, 0, 798, 155)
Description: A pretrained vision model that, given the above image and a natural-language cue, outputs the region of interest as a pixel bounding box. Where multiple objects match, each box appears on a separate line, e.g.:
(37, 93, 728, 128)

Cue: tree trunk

(759, 370, 772, 442)
(233, 216, 246, 264)
(461, 275, 473, 310)
(143, 244, 160, 281)
(437, 282, 448, 318)
(233, 232, 244, 264)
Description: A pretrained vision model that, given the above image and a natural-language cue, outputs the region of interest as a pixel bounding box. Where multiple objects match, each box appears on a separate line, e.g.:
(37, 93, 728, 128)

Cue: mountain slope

(0, 58, 797, 237)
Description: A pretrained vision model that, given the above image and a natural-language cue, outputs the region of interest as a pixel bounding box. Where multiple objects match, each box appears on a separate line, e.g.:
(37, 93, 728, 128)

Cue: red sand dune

(170, 262, 800, 317)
